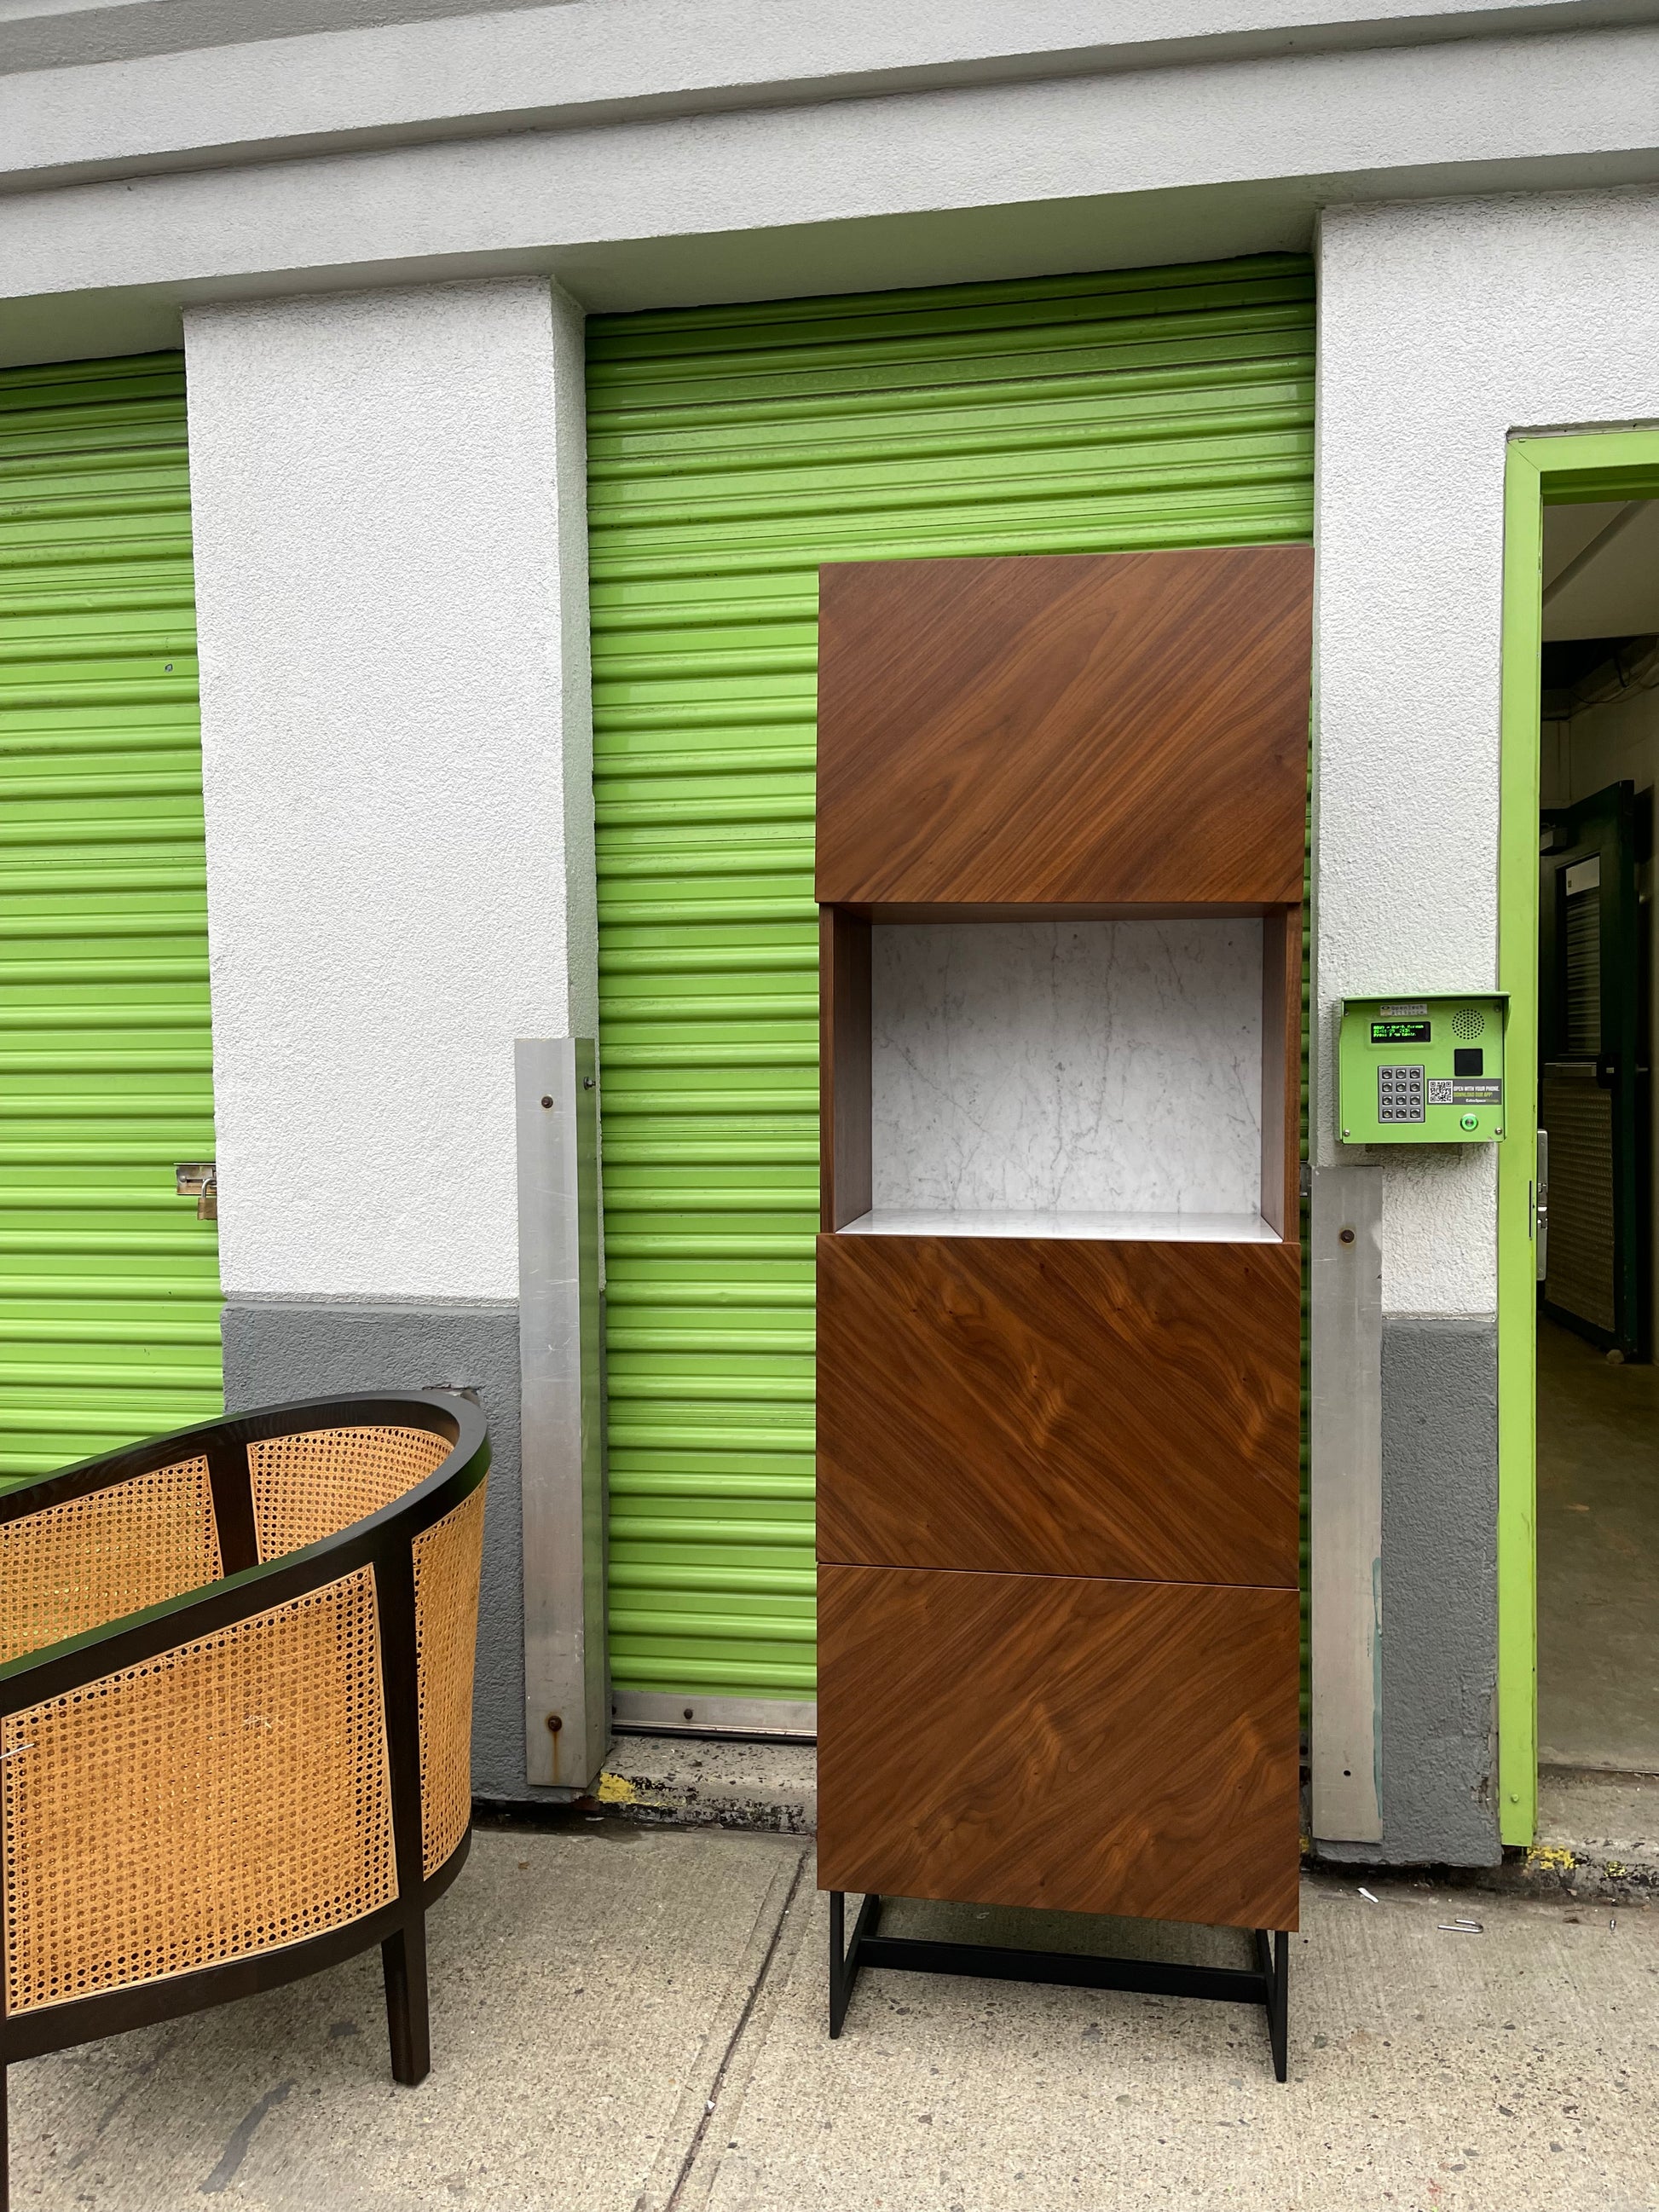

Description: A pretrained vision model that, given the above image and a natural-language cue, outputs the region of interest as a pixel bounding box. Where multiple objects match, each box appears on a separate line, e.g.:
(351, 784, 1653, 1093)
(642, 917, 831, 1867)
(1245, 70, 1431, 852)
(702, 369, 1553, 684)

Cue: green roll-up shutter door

(0, 355, 222, 1481)
(587, 255, 1315, 1724)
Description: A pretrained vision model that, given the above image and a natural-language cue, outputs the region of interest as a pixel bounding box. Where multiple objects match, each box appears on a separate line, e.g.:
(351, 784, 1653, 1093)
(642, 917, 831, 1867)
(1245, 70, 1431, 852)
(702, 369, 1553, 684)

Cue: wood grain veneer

(816, 548, 1313, 908)
(1259, 906, 1303, 1240)
(819, 908, 871, 1232)
(816, 1563, 1301, 1931)
(817, 1233, 1300, 1587)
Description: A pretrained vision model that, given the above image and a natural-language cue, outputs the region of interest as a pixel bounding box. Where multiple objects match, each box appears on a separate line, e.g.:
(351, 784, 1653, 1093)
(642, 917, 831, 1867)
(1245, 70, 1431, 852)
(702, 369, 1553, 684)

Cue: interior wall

(1539, 716, 1572, 810)
(869, 920, 1264, 1218)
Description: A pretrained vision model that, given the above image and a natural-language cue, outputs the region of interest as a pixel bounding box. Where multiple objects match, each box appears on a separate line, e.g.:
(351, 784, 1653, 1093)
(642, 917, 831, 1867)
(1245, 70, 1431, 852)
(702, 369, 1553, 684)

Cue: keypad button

(1377, 1065, 1425, 1123)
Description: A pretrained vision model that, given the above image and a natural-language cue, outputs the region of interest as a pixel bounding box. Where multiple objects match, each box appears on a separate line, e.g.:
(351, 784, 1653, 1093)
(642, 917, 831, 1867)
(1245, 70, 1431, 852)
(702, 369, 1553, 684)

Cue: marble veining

(870, 920, 1263, 1218)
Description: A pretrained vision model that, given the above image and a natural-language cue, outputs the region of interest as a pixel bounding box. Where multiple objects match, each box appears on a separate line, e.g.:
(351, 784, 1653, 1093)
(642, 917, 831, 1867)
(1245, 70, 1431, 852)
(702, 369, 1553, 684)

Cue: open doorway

(1536, 498, 1659, 1773)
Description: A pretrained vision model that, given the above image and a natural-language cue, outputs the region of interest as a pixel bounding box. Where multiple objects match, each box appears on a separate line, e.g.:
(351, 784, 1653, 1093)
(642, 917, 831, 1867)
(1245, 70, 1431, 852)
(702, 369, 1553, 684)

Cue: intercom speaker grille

(1452, 1008, 1485, 1041)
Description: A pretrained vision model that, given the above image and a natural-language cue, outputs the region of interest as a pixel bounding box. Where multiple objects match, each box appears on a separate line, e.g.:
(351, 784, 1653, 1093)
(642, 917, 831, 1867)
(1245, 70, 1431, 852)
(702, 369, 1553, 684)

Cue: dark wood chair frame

(0, 1389, 491, 2212)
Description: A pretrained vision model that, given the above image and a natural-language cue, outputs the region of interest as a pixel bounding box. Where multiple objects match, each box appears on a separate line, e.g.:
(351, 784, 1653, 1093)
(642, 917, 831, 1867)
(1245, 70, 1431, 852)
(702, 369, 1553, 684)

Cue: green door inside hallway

(0, 355, 223, 1483)
(1538, 778, 1646, 1361)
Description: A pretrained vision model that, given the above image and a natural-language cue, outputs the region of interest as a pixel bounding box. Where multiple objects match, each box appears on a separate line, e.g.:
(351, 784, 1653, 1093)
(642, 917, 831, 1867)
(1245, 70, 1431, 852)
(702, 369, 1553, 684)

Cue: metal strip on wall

(1309, 1163, 1384, 1842)
(586, 256, 1316, 1727)
(0, 354, 222, 1482)
(517, 1037, 607, 1788)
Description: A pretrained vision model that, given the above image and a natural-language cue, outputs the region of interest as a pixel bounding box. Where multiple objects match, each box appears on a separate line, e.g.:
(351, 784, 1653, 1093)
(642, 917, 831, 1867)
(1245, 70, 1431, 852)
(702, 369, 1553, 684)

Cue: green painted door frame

(1498, 430, 1659, 1845)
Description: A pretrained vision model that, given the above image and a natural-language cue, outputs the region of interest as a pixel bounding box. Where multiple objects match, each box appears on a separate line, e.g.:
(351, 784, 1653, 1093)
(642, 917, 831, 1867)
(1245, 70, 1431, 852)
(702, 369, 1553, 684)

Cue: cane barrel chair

(0, 1391, 490, 2209)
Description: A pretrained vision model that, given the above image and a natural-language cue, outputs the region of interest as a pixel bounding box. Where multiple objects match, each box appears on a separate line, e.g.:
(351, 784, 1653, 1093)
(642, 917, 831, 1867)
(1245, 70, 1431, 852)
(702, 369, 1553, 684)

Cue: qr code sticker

(1426, 1079, 1454, 1105)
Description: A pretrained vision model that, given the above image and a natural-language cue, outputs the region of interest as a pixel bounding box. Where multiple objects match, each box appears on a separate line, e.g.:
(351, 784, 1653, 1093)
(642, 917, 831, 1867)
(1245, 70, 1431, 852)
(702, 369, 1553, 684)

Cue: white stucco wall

(5, 22, 1659, 367)
(1314, 187, 1659, 1314)
(185, 277, 594, 1302)
(1, 0, 1621, 182)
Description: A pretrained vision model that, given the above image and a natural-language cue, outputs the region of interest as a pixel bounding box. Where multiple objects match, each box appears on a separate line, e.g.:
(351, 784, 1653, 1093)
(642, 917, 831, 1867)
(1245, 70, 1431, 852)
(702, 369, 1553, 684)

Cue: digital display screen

(1372, 1019, 1431, 1044)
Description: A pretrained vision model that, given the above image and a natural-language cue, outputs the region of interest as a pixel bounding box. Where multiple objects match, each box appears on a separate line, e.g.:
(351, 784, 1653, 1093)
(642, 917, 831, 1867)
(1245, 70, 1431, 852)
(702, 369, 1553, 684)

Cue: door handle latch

(1534, 1130, 1549, 1283)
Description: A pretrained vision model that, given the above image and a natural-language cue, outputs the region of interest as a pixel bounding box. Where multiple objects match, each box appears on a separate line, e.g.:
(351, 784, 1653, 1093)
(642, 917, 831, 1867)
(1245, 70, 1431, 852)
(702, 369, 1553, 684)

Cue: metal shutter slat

(0, 355, 222, 1481)
(587, 257, 1315, 1721)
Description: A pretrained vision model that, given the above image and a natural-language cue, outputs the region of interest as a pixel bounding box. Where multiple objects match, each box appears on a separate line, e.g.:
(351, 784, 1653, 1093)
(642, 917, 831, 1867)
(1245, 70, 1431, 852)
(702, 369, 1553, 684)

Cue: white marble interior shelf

(838, 1208, 1280, 1243)
(870, 918, 1264, 1221)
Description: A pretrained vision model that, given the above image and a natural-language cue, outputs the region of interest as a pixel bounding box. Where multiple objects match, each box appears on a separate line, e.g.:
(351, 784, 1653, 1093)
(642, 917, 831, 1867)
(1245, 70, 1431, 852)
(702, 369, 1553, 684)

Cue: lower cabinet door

(816, 1562, 1300, 1932)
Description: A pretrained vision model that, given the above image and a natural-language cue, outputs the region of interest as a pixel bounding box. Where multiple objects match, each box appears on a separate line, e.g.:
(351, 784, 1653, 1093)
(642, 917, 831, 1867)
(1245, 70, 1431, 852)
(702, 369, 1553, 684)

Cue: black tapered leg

(382, 1916, 430, 2086)
(2, 2057, 9, 2212)
(829, 1892, 883, 2040)
(829, 1891, 848, 2039)
(1254, 1928, 1290, 2082)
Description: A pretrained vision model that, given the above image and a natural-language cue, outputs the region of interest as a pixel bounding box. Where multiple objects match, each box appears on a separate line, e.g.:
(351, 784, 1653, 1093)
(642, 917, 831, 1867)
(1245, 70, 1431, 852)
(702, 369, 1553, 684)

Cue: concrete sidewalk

(12, 1816, 1657, 2212)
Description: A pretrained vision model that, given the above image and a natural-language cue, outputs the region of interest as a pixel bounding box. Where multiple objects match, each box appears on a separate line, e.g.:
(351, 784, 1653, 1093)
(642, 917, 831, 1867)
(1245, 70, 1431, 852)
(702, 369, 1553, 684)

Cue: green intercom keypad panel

(1337, 995, 1508, 1144)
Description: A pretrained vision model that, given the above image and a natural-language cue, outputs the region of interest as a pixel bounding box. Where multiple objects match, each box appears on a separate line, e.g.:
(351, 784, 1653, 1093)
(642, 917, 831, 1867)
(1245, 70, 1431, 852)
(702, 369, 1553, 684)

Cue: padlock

(174, 1163, 217, 1218)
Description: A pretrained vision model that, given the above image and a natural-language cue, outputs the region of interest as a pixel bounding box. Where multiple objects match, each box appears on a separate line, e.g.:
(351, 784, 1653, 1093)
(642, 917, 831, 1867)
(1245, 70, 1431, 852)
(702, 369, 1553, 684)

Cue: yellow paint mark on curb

(1527, 1844, 1576, 1873)
(595, 1771, 638, 1805)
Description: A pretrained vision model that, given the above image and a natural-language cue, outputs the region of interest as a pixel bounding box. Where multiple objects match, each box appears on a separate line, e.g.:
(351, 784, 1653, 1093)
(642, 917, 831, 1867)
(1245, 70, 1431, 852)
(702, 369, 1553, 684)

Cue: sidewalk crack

(652, 1847, 811, 2212)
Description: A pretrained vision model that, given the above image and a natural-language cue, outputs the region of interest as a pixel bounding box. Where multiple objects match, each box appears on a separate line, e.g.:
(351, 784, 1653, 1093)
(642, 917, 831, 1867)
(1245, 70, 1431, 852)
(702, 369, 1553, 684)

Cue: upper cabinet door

(816, 546, 1313, 909)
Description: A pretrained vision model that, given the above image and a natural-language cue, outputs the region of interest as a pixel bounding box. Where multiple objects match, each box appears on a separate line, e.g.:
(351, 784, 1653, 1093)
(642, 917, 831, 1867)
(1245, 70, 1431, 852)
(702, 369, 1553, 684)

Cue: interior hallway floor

(10, 1818, 1659, 2212)
(1536, 1315, 1659, 1772)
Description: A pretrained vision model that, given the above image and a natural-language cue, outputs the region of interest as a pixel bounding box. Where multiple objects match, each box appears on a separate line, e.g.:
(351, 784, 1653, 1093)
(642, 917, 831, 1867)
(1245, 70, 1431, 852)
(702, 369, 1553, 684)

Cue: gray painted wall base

(223, 1297, 545, 1805)
(1321, 1314, 1500, 1868)
(224, 1302, 1505, 1852)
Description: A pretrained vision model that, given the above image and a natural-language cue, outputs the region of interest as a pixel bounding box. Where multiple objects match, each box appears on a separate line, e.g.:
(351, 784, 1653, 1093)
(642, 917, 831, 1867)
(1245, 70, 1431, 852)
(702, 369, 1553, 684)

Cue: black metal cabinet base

(827, 1891, 1291, 2082)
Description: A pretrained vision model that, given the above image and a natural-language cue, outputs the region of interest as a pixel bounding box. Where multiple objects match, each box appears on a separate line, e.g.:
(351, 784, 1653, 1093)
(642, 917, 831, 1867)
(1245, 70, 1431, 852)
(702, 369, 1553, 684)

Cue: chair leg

(382, 1916, 431, 2087)
(2, 2057, 9, 2212)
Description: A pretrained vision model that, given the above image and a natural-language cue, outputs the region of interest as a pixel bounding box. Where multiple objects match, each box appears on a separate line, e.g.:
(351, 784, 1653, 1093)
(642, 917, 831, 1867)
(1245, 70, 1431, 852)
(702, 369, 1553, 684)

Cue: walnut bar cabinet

(814, 546, 1313, 2077)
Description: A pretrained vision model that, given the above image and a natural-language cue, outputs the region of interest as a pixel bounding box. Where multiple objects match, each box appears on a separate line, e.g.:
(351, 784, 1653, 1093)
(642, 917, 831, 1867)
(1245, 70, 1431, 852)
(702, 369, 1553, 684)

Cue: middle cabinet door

(816, 1232, 1300, 1588)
